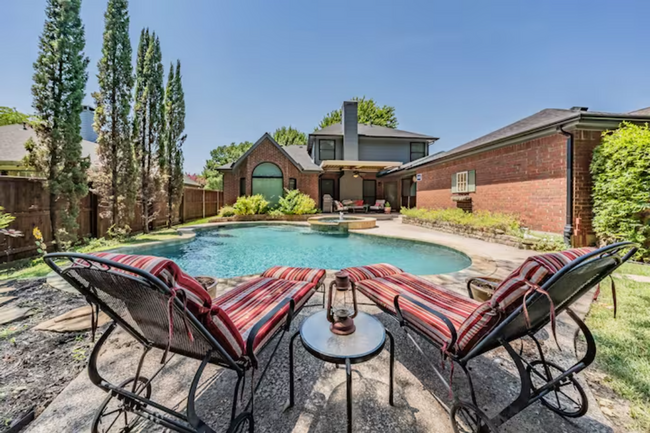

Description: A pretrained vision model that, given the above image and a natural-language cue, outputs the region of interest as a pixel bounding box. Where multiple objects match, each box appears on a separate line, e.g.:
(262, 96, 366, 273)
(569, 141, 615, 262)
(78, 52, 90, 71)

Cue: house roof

(0, 123, 99, 165)
(217, 133, 322, 173)
(183, 175, 202, 187)
(379, 106, 650, 176)
(310, 123, 438, 141)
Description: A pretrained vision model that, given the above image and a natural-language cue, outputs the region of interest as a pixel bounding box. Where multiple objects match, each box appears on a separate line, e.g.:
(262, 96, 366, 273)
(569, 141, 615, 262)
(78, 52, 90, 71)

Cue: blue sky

(1, 0, 649, 173)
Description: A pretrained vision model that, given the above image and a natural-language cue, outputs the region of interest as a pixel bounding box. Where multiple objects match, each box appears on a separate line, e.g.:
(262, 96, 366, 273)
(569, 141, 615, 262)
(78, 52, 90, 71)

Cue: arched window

(252, 162, 283, 205)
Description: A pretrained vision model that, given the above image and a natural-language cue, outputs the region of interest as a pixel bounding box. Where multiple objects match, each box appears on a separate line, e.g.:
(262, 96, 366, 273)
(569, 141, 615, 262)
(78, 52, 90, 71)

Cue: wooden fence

(0, 177, 223, 263)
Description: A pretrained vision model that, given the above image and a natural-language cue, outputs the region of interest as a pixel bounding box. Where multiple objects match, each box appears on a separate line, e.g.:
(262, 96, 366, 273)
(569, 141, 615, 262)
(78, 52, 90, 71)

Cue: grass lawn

(0, 229, 184, 281)
(586, 262, 650, 431)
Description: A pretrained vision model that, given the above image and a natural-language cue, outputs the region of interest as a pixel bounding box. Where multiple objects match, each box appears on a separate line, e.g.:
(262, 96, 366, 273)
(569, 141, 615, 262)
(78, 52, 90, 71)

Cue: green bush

(400, 207, 521, 234)
(0, 206, 15, 229)
(276, 189, 318, 215)
(218, 206, 236, 217)
(591, 122, 650, 260)
(233, 195, 269, 215)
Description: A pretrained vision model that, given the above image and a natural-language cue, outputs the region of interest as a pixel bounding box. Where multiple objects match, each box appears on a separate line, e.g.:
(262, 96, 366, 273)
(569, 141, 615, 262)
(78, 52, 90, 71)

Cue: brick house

(380, 106, 650, 246)
(218, 101, 438, 209)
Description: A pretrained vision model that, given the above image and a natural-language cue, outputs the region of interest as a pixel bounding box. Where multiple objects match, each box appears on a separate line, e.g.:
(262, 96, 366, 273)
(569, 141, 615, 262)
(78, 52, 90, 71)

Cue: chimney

(342, 100, 359, 160)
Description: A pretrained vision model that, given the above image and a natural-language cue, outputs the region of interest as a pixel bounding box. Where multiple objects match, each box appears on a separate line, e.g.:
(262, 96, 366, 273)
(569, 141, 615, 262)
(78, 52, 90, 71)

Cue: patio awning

(320, 160, 402, 172)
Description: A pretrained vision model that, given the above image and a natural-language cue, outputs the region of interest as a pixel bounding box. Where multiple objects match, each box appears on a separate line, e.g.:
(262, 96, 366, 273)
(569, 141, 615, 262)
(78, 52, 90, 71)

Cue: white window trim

(456, 171, 469, 193)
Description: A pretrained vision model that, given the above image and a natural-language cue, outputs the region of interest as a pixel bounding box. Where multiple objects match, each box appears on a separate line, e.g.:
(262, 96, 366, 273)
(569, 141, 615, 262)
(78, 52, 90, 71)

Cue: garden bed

(209, 214, 314, 223)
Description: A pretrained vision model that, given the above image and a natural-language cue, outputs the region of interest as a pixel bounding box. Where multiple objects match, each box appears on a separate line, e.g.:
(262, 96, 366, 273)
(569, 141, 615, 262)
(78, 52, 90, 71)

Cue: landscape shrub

(218, 206, 236, 217)
(400, 207, 521, 234)
(233, 195, 269, 215)
(276, 189, 318, 215)
(591, 122, 650, 260)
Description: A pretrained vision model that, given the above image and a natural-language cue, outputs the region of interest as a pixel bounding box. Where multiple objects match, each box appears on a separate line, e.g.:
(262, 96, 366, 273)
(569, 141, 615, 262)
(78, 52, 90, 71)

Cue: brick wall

(222, 137, 319, 206)
(572, 130, 601, 245)
(415, 134, 568, 233)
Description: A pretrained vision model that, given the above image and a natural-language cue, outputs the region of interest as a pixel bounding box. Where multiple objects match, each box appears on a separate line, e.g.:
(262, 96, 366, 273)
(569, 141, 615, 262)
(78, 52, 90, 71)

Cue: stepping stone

(0, 287, 17, 294)
(46, 270, 77, 294)
(0, 306, 34, 325)
(622, 274, 650, 284)
(33, 305, 110, 333)
(0, 296, 17, 306)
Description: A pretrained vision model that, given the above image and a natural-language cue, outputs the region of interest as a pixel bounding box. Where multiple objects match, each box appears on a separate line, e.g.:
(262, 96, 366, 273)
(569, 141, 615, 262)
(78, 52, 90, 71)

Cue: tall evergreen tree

(162, 61, 186, 227)
(133, 29, 164, 233)
(92, 0, 135, 231)
(29, 0, 89, 248)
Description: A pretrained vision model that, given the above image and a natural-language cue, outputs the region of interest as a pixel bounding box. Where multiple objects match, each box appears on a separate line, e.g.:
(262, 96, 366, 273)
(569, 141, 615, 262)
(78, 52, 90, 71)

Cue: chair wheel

(450, 401, 497, 433)
(527, 360, 588, 418)
(91, 376, 152, 433)
(227, 412, 254, 433)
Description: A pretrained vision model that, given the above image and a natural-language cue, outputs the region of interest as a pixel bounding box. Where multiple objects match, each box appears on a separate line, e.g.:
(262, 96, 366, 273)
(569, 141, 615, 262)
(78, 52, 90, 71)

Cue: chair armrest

(246, 297, 295, 367)
(466, 277, 501, 299)
(394, 294, 458, 349)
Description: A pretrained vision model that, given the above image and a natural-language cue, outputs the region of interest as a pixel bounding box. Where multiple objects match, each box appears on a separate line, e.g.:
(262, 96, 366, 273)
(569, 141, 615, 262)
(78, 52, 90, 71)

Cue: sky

(1, 0, 650, 174)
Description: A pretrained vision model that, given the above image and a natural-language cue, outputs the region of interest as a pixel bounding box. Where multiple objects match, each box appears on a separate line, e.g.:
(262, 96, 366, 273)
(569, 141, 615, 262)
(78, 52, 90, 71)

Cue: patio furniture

(287, 310, 394, 433)
(342, 199, 366, 213)
(341, 242, 636, 432)
(368, 200, 386, 213)
(334, 200, 349, 212)
(44, 252, 326, 433)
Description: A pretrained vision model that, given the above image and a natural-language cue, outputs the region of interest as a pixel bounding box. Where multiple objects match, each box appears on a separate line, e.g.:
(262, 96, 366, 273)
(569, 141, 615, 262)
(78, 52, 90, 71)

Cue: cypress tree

(92, 0, 135, 231)
(133, 28, 149, 230)
(163, 60, 186, 227)
(29, 0, 89, 249)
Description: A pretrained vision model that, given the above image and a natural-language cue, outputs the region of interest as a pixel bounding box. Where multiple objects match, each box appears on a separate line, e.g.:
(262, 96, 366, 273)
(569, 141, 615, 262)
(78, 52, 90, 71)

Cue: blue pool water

(137, 224, 471, 278)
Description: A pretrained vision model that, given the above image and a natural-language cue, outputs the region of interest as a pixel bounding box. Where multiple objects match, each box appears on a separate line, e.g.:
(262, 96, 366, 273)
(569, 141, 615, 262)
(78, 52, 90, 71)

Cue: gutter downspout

(559, 126, 574, 246)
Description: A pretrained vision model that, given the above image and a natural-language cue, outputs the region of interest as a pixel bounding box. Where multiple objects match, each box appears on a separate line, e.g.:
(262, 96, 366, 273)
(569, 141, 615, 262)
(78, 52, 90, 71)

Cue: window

(363, 179, 376, 205)
(452, 170, 476, 193)
(239, 177, 246, 196)
(319, 139, 336, 160)
(410, 142, 426, 161)
(252, 162, 283, 206)
(289, 178, 297, 190)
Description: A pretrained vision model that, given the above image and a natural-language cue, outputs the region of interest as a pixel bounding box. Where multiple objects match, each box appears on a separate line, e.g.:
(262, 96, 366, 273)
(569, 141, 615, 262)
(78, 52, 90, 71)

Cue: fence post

(202, 188, 205, 219)
(180, 190, 186, 224)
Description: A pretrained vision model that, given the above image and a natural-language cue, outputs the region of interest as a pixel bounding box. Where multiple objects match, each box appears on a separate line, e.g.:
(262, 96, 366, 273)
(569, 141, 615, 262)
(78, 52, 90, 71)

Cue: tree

(0, 107, 31, 126)
(273, 126, 306, 146)
(133, 29, 164, 233)
(28, 0, 89, 249)
(317, 96, 398, 130)
(92, 0, 135, 231)
(203, 141, 253, 190)
(162, 61, 186, 227)
(591, 122, 650, 260)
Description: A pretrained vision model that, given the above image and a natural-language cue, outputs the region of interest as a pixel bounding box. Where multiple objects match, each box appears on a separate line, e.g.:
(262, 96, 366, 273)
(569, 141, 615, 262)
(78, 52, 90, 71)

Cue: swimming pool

(133, 224, 471, 278)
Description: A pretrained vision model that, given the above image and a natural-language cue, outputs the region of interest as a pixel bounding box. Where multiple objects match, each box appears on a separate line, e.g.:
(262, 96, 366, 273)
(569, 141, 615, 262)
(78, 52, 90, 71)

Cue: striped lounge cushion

(83, 253, 212, 313)
(212, 276, 318, 356)
(342, 263, 404, 283)
(456, 247, 595, 354)
(354, 273, 481, 349)
(261, 266, 326, 284)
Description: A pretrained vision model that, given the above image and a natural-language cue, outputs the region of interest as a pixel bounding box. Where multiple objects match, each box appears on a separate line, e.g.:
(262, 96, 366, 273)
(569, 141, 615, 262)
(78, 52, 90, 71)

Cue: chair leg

(387, 330, 395, 406)
(493, 339, 533, 427)
(288, 331, 301, 409)
(346, 358, 353, 433)
(458, 362, 478, 407)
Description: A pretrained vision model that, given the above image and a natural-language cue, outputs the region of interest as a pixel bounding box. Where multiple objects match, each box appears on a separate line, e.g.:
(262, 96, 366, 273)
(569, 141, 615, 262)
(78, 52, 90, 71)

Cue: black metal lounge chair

(341, 242, 636, 432)
(45, 252, 326, 433)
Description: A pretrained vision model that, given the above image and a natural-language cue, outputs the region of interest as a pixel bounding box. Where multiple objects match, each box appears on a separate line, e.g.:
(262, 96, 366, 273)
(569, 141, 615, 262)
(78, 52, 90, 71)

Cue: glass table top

(300, 310, 386, 362)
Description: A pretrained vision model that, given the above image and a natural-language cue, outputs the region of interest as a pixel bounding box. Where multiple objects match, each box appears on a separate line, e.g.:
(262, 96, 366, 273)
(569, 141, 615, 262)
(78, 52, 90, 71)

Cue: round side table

(288, 310, 394, 433)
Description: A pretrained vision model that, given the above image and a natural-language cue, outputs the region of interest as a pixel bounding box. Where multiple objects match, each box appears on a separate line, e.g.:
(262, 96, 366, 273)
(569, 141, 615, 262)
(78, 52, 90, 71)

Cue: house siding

(312, 136, 343, 165)
(415, 134, 568, 234)
(223, 137, 319, 206)
(359, 137, 413, 163)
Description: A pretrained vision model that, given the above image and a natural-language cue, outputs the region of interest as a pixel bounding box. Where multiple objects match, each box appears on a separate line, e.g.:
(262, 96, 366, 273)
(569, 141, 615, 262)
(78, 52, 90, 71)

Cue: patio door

(363, 180, 376, 205)
(320, 179, 335, 207)
(384, 181, 398, 209)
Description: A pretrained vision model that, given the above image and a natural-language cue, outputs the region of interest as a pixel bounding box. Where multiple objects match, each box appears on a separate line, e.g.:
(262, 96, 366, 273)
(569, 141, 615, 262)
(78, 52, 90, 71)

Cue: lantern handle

(350, 282, 358, 319)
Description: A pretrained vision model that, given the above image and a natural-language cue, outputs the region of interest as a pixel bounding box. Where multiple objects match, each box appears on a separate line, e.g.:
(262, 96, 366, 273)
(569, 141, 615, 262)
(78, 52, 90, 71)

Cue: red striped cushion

(355, 273, 480, 348)
(342, 263, 403, 283)
(456, 247, 595, 355)
(261, 266, 326, 284)
(214, 277, 317, 355)
(84, 253, 212, 313)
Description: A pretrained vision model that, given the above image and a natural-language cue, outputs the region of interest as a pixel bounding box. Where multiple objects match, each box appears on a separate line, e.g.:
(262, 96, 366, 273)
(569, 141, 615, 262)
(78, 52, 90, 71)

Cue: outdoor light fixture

(353, 171, 360, 178)
(326, 271, 358, 335)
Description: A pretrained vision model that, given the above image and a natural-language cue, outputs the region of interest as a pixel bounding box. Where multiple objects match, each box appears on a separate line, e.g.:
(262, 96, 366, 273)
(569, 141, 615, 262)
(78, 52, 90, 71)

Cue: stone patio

(27, 220, 615, 433)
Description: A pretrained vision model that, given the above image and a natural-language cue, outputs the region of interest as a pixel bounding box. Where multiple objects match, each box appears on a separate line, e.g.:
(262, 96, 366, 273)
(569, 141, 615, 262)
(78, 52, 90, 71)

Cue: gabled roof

(217, 133, 322, 173)
(379, 106, 650, 176)
(310, 123, 438, 140)
(0, 124, 98, 164)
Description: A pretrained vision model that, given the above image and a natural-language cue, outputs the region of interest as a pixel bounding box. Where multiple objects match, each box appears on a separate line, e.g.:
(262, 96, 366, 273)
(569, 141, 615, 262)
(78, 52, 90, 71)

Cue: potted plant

(384, 202, 392, 214)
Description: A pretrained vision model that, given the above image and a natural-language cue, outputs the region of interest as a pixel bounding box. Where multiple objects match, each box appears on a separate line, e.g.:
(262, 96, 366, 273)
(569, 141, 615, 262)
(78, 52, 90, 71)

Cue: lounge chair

(334, 200, 349, 212)
(342, 199, 366, 213)
(44, 252, 326, 433)
(341, 243, 635, 432)
(369, 200, 386, 213)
